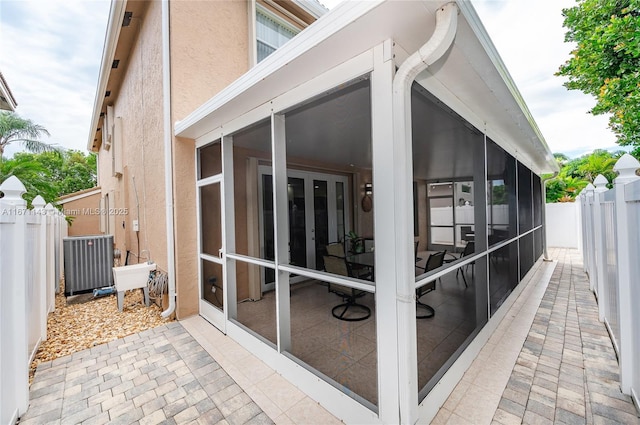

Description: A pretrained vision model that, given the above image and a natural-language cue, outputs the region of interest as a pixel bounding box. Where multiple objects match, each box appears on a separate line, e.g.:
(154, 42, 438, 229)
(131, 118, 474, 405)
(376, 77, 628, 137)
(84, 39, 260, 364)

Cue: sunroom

(175, 1, 557, 423)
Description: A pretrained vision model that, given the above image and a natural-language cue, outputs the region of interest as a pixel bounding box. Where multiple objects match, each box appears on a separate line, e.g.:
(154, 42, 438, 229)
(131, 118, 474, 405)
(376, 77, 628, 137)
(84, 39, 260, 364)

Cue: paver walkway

(19, 322, 271, 425)
(491, 249, 639, 425)
(20, 248, 640, 424)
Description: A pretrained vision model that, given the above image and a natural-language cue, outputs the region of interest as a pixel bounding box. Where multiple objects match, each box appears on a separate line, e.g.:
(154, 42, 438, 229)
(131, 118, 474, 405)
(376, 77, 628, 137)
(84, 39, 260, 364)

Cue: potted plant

(346, 231, 364, 254)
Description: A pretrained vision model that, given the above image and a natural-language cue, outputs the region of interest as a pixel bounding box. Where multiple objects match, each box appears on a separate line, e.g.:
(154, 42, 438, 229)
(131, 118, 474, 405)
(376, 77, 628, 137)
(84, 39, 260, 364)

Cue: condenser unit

(63, 235, 114, 296)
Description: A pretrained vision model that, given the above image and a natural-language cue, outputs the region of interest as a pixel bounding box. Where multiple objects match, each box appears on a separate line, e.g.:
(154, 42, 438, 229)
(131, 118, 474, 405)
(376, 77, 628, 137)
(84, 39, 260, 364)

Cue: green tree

(0, 111, 59, 158)
(0, 155, 57, 206)
(0, 150, 97, 206)
(557, 0, 640, 147)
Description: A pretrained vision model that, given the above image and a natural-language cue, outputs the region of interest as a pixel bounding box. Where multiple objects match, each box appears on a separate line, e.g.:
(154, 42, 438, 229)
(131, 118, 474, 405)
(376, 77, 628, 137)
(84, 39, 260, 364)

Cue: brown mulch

(29, 280, 174, 383)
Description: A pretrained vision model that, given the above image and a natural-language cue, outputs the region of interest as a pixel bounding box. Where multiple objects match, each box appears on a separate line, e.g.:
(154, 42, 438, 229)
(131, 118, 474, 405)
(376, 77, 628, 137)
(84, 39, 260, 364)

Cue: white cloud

(0, 0, 617, 160)
(0, 0, 110, 156)
(472, 0, 617, 156)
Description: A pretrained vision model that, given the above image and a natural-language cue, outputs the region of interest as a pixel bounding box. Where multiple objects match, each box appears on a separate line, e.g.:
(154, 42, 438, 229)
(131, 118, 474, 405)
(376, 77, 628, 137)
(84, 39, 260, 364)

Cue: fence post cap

(593, 174, 608, 192)
(614, 153, 640, 184)
(32, 195, 46, 209)
(0, 175, 27, 206)
(585, 183, 595, 192)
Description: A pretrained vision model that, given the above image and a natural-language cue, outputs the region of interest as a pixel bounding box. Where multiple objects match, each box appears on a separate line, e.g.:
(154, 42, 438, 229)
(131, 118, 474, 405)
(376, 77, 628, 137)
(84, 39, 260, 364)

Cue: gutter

(161, 0, 176, 319)
(541, 171, 559, 261)
(391, 3, 458, 423)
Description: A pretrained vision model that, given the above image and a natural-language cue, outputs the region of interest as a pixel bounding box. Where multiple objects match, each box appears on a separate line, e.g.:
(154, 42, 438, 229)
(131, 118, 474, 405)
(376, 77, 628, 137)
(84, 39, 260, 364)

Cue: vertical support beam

(272, 113, 291, 352)
(222, 135, 237, 320)
(371, 39, 400, 424)
(613, 154, 640, 394)
(592, 175, 608, 320)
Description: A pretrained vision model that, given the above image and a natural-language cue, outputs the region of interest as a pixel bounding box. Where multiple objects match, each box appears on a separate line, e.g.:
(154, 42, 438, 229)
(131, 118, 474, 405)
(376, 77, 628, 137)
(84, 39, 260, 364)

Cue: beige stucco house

(88, 1, 558, 423)
(88, 0, 324, 318)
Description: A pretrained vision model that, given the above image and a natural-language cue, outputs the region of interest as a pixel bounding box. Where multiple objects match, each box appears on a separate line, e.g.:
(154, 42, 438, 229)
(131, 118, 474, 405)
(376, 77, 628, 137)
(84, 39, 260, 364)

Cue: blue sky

(0, 0, 618, 159)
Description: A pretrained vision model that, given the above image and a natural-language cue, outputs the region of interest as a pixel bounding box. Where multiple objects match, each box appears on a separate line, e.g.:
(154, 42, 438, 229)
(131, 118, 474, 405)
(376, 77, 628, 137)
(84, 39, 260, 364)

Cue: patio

(19, 248, 639, 424)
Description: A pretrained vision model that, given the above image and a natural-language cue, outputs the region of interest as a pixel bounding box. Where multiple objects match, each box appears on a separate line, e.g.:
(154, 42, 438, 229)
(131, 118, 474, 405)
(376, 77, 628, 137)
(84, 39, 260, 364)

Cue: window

(256, 6, 299, 63)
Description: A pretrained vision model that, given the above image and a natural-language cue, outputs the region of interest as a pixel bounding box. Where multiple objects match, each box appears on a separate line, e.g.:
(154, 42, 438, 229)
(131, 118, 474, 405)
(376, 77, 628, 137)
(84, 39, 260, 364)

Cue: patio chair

(325, 242, 345, 257)
(415, 250, 446, 319)
(455, 241, 474, 287)
(323, 255, 371, 321)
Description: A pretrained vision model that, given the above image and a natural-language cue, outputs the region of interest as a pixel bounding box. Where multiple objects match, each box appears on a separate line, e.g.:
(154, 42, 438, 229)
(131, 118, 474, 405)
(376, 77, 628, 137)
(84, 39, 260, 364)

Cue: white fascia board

(57, 188, 102, 205)
(86, 0, 127, 151)
(174, 0, 384, 139)
(458, 0, 558, 173)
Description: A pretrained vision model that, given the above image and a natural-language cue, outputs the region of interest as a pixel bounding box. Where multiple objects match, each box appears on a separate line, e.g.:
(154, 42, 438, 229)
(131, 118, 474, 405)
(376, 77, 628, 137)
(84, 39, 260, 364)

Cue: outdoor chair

(415, 250, 446, 319)
(455, 241, 474, 287)
(325, 242, 345, 257)
(323, 255, 371, 321)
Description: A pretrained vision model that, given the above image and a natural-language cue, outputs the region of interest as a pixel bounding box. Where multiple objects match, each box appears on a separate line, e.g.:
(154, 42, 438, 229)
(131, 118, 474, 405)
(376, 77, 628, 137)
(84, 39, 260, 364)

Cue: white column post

(583, 183, 596, 282)
(577, 190, 588, 272)
(592, 175, 608, 321)
(0, 176, 29, 418)
(33, 196, 48, 342)
(613, 154, 640, 394)
(371, 39, 400, 424)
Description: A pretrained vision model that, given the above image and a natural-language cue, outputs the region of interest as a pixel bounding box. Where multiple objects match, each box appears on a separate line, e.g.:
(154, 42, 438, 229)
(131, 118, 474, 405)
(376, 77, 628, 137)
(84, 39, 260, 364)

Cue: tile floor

(234, 255, 478, 407)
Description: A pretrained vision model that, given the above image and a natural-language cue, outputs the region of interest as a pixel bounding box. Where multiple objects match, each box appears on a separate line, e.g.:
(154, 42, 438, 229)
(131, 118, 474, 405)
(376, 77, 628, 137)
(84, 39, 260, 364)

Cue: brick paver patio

(19, 248, 640, 424)
(492, 249, 639, 425)
(20, 322, 271, 425)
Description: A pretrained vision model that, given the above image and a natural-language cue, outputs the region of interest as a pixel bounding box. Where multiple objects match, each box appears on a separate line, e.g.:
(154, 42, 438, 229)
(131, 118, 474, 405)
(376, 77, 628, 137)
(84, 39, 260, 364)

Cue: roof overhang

(86, 0, 148, 152)
(176, 0, 558, 175)
(0, 71, 17, 111)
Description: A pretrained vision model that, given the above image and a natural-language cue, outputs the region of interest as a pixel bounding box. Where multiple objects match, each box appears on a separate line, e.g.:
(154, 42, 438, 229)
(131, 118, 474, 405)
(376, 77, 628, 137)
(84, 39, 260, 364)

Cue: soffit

(90, 0, 149, 152)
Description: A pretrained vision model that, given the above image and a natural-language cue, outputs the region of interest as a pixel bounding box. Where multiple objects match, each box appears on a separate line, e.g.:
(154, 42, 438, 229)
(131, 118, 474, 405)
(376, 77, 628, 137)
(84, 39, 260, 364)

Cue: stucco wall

(170, 0, 250, 318)
(98, 1, 167, 270)
(60, 191, 101, 237)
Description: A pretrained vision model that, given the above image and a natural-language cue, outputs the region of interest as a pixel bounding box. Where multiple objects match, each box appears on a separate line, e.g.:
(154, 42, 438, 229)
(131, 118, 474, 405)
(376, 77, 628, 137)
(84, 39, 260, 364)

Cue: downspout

(392, 2, 458, 422)
(161, 0, 176, 318)
(541, 171, 558, 261)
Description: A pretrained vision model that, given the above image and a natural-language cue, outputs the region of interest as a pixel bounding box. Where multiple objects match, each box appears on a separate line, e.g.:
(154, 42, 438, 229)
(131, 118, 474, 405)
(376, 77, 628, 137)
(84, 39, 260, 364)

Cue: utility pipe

(541, 171, 558, 261)
(161, 0, 176, 319)
(391, 3, 458, 423)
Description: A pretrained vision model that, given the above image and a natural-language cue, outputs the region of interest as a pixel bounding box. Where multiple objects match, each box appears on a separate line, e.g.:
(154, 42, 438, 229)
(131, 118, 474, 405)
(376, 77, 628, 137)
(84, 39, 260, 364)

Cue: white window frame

(254, 3, 300, 64)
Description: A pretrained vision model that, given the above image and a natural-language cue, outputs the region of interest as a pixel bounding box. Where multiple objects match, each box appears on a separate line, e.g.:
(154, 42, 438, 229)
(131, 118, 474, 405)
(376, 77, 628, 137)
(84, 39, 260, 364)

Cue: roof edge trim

(86, 0, 127, 152)
(457, 0, 558, 172)
(0, 71, 18, 110)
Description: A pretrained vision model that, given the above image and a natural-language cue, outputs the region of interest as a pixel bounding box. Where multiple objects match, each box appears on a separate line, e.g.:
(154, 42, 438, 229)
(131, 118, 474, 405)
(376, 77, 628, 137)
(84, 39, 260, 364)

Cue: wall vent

(63, 235, 114, 296)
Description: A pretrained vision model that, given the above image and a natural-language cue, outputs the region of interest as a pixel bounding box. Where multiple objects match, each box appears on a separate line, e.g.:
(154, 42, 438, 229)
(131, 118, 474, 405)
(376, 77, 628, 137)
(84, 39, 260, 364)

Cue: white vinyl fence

(545, 202, 581, 249)
(0, 176, 66, 425)
(578, 154, 640, 409)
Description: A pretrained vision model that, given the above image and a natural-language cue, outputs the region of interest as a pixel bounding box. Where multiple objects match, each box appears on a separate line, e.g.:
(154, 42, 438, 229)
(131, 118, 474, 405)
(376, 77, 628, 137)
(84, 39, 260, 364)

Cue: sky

(0, 0, 618, 159)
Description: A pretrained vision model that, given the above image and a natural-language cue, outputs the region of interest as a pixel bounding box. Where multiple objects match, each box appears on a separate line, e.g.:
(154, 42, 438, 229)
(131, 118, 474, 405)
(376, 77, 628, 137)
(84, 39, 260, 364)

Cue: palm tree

(0, 111, 58, 158)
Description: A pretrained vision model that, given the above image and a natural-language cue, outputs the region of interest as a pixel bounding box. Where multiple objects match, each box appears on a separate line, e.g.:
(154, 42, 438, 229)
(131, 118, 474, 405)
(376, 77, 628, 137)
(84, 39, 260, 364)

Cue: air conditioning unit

(63, 235, 114, 296)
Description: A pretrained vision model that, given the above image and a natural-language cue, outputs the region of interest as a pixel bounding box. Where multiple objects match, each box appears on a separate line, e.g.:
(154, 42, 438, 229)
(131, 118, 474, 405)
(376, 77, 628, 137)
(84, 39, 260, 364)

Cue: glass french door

(259, 167, 349, 292)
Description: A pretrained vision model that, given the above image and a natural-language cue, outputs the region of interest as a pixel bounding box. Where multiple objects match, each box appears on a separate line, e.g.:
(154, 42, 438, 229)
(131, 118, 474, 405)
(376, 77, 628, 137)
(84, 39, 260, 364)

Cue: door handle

(218, 248, 224, 259)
